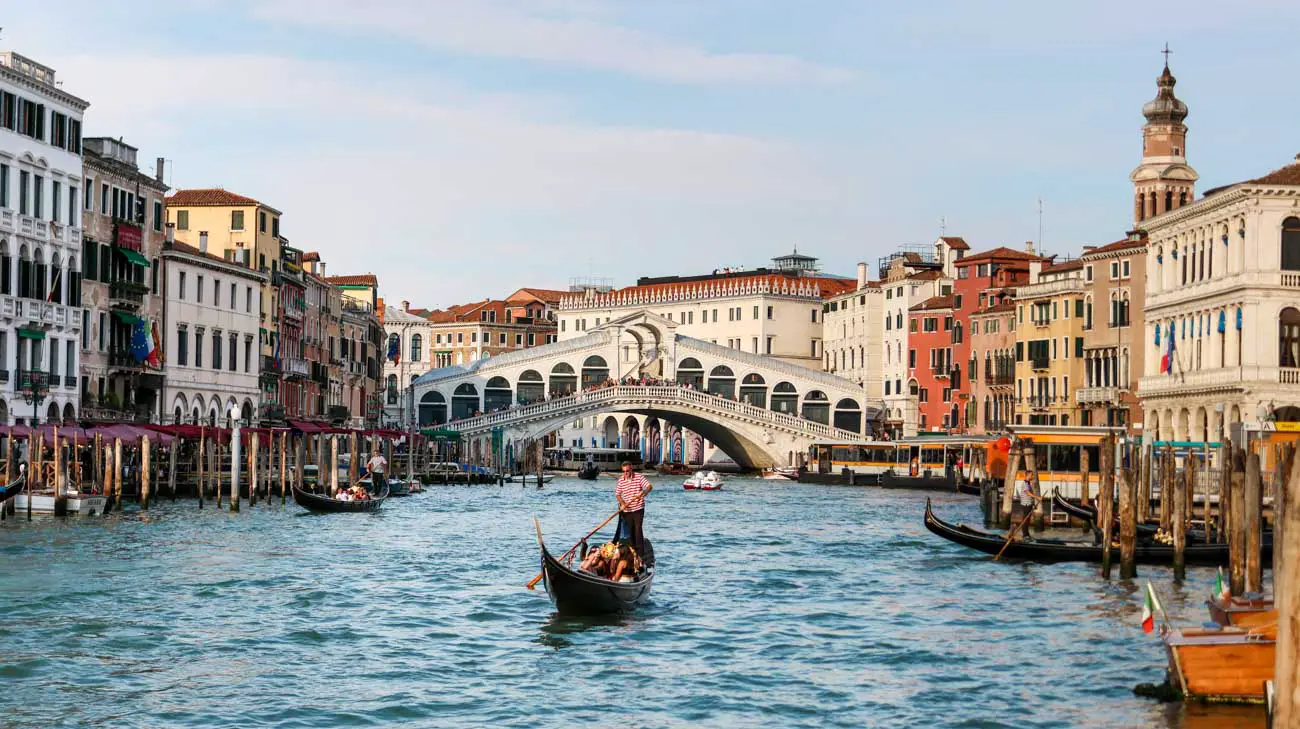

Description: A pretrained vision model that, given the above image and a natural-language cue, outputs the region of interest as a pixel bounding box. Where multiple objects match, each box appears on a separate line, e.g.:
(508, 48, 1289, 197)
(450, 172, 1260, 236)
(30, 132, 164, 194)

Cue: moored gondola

(922, 498, 1254, 565)
(535, 520, 653, 615)
(1049, 489, 1200, 540)
(956, 480, 982, 496)
(576, 464, 600, 480)
(292, 484, 389, 513)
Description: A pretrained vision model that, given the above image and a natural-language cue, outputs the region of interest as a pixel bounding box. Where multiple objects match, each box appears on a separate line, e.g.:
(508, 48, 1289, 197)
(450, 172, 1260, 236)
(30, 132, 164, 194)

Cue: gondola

(923, 498, 1258, 565)
(0, 467, 26, 503)
(292, 484, 389, 513)
(535, 520, 653, 615)
(956, 480, 982, 496)
(1049, 489, 1199, 540)
(576, 464, 600, 480)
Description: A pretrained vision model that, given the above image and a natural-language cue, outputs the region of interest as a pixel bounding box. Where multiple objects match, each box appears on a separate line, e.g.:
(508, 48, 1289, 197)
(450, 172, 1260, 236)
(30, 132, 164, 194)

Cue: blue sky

(6, 1, 1300, 306)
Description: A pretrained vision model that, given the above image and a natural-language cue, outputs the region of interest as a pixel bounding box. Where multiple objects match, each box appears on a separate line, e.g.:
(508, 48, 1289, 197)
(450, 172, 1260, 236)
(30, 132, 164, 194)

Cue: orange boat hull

(1166, 630, 1274, 702)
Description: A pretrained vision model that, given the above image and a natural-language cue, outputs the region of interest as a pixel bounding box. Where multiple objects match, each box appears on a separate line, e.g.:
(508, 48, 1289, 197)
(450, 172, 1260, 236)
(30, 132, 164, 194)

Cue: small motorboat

(1163, 624, 1275, 701)
(683, 471, 723, 491)
(506, 473, 555, 486)
(760, 467, 798, 480)
(13, 487, 107, 516)
(292, 483, 389, 513)
(576, 464, 600, 480)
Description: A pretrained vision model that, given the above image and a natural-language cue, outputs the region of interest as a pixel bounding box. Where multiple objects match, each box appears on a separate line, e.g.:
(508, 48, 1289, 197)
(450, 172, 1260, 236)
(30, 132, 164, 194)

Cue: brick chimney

(402, 300, 410, 312)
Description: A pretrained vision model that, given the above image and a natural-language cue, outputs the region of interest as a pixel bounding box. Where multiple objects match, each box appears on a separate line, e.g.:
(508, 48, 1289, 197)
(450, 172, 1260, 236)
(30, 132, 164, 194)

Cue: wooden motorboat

(923, 499, 1259, 565)
(1208, 595, 1274, 627)
(760, 467, 798, 481)
(683, 471, 723, 490)
(576, 464, 600, 480)
(657, 463, 692, 476)
(13, 488, 107, 516)
(506, 473, 554, 485)
(535, 521, 653, 615)
(1163, 625, 1275, 702)
(292, 484, 389, 513)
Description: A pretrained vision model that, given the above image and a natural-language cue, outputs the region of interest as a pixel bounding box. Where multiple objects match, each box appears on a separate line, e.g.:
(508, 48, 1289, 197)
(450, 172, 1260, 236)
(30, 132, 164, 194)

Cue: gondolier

(1012, 474, 1041, 540)
(366, 450, 388, 481)
(615, 461, 653, 555)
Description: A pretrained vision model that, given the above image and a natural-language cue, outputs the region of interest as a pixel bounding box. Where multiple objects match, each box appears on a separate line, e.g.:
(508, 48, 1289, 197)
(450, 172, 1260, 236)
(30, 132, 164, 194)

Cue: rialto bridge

(408, 311, 880, 469)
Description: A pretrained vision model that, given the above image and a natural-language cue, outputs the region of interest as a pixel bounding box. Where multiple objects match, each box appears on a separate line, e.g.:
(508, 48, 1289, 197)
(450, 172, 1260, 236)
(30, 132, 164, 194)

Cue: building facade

(1139, 155, 1300, 443)
(80, 137, 167, 422)
(967, 295, 1016, 434)
(877, 247, 949, 437)
(328, 274, 382, 428)
(822, 262, 883, 401)
(382, 301, 435, 427)
(1014, 259, 1085, 426)
(159, 239, 265, 425)
(1078, 236, 1147, 427)
(0, 51, 88, 425)
(908, 293, 955, 432)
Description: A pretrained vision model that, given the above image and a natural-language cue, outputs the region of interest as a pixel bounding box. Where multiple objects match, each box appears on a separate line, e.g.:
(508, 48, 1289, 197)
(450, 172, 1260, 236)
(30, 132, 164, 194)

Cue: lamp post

(21, 370, 49, 427)
(229, 403, 243, 507)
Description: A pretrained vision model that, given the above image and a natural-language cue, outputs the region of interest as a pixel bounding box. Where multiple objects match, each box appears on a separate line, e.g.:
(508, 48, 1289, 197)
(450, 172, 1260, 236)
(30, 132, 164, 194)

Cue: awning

(17, 327, 45, 340)
(112, 311, 143, 325)
(114, 246, 151, 267)
(288, 419, 327, 434)
(421, 427, 462, 442)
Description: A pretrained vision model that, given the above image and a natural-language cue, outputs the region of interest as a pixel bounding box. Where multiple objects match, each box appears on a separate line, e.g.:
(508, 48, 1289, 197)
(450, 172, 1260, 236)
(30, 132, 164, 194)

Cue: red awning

(288, 419, 327, 434)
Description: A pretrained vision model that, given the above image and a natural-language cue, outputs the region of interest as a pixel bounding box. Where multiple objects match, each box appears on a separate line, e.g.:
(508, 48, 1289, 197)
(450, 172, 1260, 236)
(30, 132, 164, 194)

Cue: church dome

(1142, 65, 1188, 124)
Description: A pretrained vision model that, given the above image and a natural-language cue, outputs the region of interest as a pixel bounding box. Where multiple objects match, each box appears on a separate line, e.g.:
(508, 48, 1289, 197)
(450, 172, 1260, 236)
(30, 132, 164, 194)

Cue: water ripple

(0, 478, 1267, 728)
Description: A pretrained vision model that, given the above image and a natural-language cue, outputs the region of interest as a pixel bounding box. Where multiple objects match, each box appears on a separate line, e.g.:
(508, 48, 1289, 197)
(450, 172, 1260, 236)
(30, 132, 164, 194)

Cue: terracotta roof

(910, 294, 954, 312)
(1041, 259, 1083, 274)
(325, 274, 378, 287)
(1081, 238, 1146, 258)
(164, 242, 265, 277)
(955, 246, 1048, 265)
(908, 270, 944, 281)
(166, 188, 275, 211)
(507, 287, 568, 304)
(939, 236, 970, 250)
(973, 301, 1016, 316)
(302, 251, 321, 263)
(1246, 157, 1300, 186)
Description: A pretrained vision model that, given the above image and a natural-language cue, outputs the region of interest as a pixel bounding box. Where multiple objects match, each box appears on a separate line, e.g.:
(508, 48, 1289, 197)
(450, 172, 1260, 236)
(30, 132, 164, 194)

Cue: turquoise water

(0, 477, 1265, 728)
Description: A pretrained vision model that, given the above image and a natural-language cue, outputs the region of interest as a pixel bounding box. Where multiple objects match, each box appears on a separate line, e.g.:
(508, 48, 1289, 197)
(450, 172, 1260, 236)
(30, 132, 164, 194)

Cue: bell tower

(1130, 47, 1198, 225)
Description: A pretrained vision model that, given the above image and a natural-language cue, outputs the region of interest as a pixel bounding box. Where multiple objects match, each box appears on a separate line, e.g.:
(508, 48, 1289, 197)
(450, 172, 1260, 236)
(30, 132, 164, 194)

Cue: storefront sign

(114, 223, 143, 252)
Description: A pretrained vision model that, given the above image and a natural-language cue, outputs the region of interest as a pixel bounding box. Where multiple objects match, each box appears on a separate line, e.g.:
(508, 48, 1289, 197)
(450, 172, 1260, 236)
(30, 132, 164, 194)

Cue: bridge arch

(677, 357, 704, 388)
(645, 419, 662, 463)
(485, 376, 512, 412)
(549, 362, 577, 396)
(708, 365, 736, 398)
(517, 370, 544, 404)
(771, 381, 797, 414)
(452, 383, 479, 420)
(582, 355, 610, 388)
(834, 397, 862, 433)
(622, 415, 641, 449)
(419, 391, 447, 425)
(801, 390, 830, 424)
(739, 373, 767, 407)
(601, 415, 620, 447)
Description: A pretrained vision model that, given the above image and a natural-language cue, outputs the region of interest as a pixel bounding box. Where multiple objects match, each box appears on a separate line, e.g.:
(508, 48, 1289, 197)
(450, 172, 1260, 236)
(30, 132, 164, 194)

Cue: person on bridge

(615, 461, 653, 556)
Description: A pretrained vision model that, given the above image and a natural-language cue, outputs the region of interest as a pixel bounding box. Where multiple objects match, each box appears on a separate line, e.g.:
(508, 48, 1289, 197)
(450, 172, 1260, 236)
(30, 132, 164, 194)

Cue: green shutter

(1016, 341, 1024, 361)
(1075, 337, 1084, 358)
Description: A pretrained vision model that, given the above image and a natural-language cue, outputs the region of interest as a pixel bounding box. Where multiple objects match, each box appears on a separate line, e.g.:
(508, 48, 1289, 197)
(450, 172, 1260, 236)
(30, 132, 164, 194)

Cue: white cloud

(250, 0, 854, 85)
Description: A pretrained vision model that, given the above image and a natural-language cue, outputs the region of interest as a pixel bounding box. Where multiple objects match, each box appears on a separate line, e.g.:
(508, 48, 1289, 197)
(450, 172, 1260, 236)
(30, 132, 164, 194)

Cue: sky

(6, 1, 1300, 308)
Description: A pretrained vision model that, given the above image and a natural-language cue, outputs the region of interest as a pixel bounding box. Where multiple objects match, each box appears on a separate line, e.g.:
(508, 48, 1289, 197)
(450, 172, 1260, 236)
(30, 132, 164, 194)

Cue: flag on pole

(1213, 566, 1230, 602)
(1161, 324, 1175, 374)
(1141, 582, 1162, 633)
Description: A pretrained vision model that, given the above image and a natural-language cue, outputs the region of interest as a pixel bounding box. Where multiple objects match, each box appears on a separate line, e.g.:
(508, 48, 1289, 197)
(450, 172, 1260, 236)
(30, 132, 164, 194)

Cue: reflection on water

(0, 477, 1270, 728)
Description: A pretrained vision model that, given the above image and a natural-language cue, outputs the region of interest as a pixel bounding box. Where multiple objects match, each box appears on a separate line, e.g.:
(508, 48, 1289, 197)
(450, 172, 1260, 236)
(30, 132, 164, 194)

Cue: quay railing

(443, 385, 870, 442)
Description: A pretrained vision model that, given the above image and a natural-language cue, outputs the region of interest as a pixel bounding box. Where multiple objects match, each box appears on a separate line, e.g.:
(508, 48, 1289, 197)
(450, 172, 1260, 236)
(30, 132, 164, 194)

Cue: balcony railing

(109, 348, 144, 369)
(16, 369, 50, 393)
(987, 373, 1015, 386)
(930, 366, 951, 378)
(283, 357, 310, 379)
(109, 280, 147, 308)
(261, 354, 280, 374)
(1077, 386, 1121, 405)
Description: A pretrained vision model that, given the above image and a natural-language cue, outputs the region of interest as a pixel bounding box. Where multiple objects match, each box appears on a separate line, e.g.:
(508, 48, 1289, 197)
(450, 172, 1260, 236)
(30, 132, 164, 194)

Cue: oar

(994, 505, 1037, 562)
(525, 509, 621, 590)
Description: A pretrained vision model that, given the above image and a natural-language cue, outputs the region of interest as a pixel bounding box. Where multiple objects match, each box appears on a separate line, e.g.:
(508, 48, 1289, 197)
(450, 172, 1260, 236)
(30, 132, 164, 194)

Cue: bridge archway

(419, 391, 447, 425)
(667, 425, 684, 463)
(622, 416, 640, 449)
(582, 355, 610, 389)
(739, 373, 767, 407)
(602, 415, 620, 447)
(676, 357, 704, 389)
(771, 382, 797, 414)
(549, 363, 577, 396)
(645, 419, 662, 463)
(708, 365, 736, 398)
(485, 376, 512, 411)
(518, 370, 544, 404)
(802, 390, 830, 424)
(451, 383, 479, 420)
(834, 398, 861, 433)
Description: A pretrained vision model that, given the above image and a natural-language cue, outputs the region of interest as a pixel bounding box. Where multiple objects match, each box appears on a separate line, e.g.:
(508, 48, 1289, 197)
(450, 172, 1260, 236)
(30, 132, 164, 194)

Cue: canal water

(0, 477, 1266, 728)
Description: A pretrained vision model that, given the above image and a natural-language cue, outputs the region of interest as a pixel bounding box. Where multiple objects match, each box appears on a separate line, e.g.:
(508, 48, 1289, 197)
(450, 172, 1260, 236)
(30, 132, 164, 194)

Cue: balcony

(109, 280, 148, 309)
(15, 369, 50, 394)
(259, 402, 286, 424)
(1017, 277, 1085, 299)
(987, 373, 1015, 387)
(109, 347, 144, 370)
(283, 356, 310, 379)
(930, 366, 951, 379)
(1137, 365, 1299, 397)
(1026, 395, 1052, 410)
(1077, 386, 1121, 405)
(282, 303, 305, 322)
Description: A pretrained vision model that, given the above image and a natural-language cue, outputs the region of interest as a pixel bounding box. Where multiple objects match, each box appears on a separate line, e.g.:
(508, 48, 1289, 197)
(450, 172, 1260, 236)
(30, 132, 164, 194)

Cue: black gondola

(956, 480, 982, 496)
(535, 520, 653, 615)
(576, 464, 600, 480)
(923, 498, 1257, 565)
(292, 484, 389, 513)
(0, 467, 26, 504)
(1048, 489, 1197, 540)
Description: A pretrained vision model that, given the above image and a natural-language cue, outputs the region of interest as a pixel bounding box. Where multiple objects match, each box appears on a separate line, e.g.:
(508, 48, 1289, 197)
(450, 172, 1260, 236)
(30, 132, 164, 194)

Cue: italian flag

(1213, 566, 1230, 602)
(1141, 582, 1162, 634)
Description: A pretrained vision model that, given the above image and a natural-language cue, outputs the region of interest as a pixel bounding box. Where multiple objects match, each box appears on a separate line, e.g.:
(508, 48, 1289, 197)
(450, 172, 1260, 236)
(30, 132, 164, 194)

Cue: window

(1122, 260, 1130, 277)
(272, 217, 279, 237)
(32, 175, 42, 219)
(178, 271, 187, 299)
(177, 326, 188, 366)
(1280, 308, 1300, 367)
(195, 330, 204, 367)
(1110, 261, 1119, 279)
(245, 337, 253, 372)
(259, 211, 267, 233)
(151, 200, 162, 232)
(0, 164, 7, 209)
(766, 306, 773, 320)
(1085, 265, 1093, 282)
(908, 349, 916, 368)
(213, 279, 220, 307)
(51, 181, 60, 223)
(229, 334, 237, 372)
(213, 333, 222, 370)
(197, 275, 204, 303)
(957, 267, 969, 280)
(231, 210, 244, 231)
(176, 209, 189, 230)
(1283, 218, 1300, 271)
(19, 171, 29, 214)
(753, 305, 759, 320)
(246, 287, 252, 312)
(811, 308, 818, 323)
(909, 319, 918, 333)
(83, 180, 93, 210)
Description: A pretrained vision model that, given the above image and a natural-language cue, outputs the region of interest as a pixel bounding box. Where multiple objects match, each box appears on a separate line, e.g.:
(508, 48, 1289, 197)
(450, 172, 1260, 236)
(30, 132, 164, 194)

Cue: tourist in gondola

(615, 461, 653, 555)
(610, 543, 639, 583)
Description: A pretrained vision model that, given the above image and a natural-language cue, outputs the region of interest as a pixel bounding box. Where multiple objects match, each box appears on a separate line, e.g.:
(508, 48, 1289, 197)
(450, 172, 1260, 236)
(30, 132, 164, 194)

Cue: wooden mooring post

(1100, 435, 1115, 579)
(1218, 444, 1231, 544)
(294, 433, 305, 496)
(1137, 446, 1151, 524)
(330, 436, 340, 497)
(1119, 466, 1138, 580)
(1245, 451, 1263, 594)
(141, 434, 152, 511)
(1201, 445, 1212, 543)
(348, 431, 359, 486)
(1079, 446, 1091, 511)
(113, 438, 123, 513)
(98, 440, 111, 521)
(197, 431, 206, 509)
(1229, 449, 1247, 595)
(999, 441, 1022, 529)
(280, 432, 288, 504)
(249, 433, 259, 507)
(1172, 452, 1189, 582)
(1274, 444, 1300, 727)
(52, 429, 66, 517)
(168, 437, 178, 501)
(213, 437, 223, 510)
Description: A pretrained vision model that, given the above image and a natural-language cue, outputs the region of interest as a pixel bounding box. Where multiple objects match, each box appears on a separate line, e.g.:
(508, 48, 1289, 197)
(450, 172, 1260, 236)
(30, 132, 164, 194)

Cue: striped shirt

(615, 473, 651, 512)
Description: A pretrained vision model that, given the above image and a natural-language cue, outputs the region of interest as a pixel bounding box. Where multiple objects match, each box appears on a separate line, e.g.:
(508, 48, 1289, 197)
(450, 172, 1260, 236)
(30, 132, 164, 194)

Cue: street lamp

(20, 369, 49, 427)
(228, 403, 244, 504)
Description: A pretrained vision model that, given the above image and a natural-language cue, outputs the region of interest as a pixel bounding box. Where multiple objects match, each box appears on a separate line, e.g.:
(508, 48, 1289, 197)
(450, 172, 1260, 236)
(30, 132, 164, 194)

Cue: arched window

(1282, 217, 1300, 271)
(1280, 308, 1300, 368)
(1165, 190, 1173, 213)
(409, 334, 422, 362)
(386, 333, 399, 361)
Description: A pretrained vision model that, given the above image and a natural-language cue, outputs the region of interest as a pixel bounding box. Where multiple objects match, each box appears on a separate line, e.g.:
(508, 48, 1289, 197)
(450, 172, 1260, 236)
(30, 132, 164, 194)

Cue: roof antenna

(939, 215, 946, 236)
